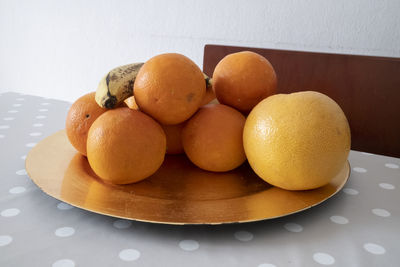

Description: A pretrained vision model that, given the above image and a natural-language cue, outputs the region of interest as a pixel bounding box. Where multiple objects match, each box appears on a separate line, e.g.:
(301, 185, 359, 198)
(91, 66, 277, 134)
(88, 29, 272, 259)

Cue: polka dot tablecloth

(1, 92, 400, 266)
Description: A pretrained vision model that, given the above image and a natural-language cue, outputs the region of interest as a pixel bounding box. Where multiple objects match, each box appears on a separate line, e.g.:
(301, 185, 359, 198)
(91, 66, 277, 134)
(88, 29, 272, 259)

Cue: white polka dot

(29, 132, 42, 136)
(119, 249, 141, 261)
(16, 98, 24, 101)
(7, 110, 18, 113)
(353, 167, 367, 173)
(55, 227, 75, 237)
(57, 202, 74, 210)
(33, 123, 43, 127)
(0, 134, 4, 138)
(113, 219, 132, 229)
(284, 222, 303, 232)
(25, 142, 36, 147)
(379, 183, 395, 190)
(372, 208, 391, 217)
(258, 264, 277, 267)
(234, 230, 253, 242)
(385, 163, 399, 169)
(0, 125, 10, 129)
(313, 252, 335, 265)
(179, 240, 200, 251)
(342, 188, 359, 195)
(41, 102, 50, 106)
(363, 243, 386, 255)
(330, 215, 349, 224)
(12, 103, 22, 107)
(39, 108, 48, 112)
(1, 208, 20, 217)
(16, 169, 27, 175)
(0, 235, 13, 246)
(3, 117, 14, 121)
(52, 259, 75, 267)
(9, 186, 26, 194)
(21, 155, 26, 160)
(35, 115, 46, 119)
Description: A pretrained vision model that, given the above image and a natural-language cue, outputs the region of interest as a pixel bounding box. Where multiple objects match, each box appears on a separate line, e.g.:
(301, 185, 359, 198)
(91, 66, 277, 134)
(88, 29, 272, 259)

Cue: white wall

(1, 0, 399, 102)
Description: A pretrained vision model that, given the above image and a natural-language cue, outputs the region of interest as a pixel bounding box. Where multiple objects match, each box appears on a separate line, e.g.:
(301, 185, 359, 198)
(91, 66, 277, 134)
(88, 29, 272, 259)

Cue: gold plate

(26, 130, 350, 225)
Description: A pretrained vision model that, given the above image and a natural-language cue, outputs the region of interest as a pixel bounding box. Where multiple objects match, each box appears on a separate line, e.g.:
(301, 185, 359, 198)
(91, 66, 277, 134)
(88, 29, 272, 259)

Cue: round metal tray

(26, 130, 350, 225)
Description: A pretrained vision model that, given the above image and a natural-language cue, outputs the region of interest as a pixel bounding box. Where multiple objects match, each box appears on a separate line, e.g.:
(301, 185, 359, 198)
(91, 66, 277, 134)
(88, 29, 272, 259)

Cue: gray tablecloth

(1, 92, 399, 267)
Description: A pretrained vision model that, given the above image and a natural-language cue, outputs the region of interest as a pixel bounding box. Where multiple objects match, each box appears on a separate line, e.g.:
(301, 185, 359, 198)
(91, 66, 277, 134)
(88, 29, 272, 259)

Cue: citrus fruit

(87, 108, 166, 184)
(134, 53, 206, 125)
(182, 103, 246, 172)
(243, 91, 351, 190)
(212, 51, 277, 113)
(65, 92, 107, 156)
(162, 122, 185, 154)
(200, 79, 216, 106)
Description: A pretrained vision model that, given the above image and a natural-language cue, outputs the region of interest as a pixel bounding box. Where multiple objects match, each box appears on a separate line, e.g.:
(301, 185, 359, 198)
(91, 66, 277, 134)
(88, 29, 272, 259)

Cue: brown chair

(203, 44, 400, 157)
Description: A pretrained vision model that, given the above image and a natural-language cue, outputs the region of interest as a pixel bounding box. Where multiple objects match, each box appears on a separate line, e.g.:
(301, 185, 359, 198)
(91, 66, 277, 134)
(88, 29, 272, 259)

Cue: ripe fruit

(200, 74, 216, 106)
(200, 85, 216, 106)
(162, 123, 185, 154)
(182, 103, 246, 172)
(134, 53, 206, 125)
(243, 91, 351, 190)
(95, 62, 144, 108)
(66, 92, 107, 156)
(87, 108, 166, 184)
(212, 51, 277, 113)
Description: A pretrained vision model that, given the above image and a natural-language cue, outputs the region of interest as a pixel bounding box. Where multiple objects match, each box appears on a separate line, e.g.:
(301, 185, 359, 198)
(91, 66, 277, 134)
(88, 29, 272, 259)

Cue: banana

(95, 63, 144, 109)
(204, 73, 212, 89)
(96, 62, 213, 109)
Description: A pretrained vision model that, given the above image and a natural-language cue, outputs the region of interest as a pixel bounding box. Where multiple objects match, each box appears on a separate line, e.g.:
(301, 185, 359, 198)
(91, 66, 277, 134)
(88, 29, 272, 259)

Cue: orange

(87, 108, 166, 184)
(243, 91, 351, 190)
(182, 103, 246, 172)
(212, 51, 277, 113)
(120, 95, 185, 155)
(128, 86, 213, 110)
(200, 78, 216, 106)
(161, 123, 185, 154)
(65, 92, 107, 156)
(134, 53, 206, 125)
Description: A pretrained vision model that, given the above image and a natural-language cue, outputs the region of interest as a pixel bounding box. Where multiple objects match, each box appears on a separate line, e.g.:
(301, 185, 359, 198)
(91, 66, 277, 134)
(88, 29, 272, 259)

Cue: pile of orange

(66, 51, 350, 190)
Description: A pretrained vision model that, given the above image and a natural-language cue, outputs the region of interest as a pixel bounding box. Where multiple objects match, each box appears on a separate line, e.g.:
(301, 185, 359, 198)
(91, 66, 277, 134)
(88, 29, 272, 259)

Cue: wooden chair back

(203, 44, 400, 157)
